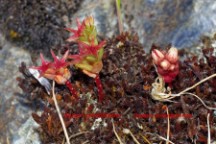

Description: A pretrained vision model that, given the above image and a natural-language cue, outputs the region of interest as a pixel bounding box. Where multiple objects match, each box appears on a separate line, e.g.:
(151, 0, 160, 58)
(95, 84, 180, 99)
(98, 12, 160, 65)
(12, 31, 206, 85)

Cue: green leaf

(98, 48, 104, 60)
(80, 25, 97, 43)
(116, 0, 121, 10)
(85, 55, 97, 62)
(75, 63, 93, 71)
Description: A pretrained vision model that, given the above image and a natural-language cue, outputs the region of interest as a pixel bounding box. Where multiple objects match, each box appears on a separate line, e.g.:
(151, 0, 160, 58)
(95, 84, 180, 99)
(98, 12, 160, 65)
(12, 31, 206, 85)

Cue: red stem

(94, 74, 104, 102)
(65, 80, 78, 100)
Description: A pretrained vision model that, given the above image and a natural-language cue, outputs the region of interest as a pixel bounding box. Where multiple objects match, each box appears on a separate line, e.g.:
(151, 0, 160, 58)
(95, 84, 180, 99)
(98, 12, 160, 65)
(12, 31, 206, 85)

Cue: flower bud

(160, 60, 170, 70)
(166, 47, 178, 63)
(169, 64, 175, 71)
(152, 47, 179, 85)
(152, 49, 165, 65)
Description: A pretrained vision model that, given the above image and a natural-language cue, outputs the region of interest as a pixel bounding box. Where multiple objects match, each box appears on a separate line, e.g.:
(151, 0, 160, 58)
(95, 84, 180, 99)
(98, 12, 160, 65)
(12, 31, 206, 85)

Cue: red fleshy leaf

(50, 50, 69, 69)
(79, 40, 106, 56)
(68, 41, 106, 64)
(31, 53, 51, 75)
(65, 18, 85, 42)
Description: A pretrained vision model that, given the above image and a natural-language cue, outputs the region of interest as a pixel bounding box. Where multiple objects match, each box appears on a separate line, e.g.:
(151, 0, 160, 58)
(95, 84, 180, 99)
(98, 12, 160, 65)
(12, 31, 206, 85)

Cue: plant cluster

(31, 16, 106, 102)
(17, 17, 216, 143)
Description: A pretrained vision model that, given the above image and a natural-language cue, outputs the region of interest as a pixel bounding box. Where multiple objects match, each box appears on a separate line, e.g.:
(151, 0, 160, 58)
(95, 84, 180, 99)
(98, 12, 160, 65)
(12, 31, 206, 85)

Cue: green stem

(116, 0, 123, 34)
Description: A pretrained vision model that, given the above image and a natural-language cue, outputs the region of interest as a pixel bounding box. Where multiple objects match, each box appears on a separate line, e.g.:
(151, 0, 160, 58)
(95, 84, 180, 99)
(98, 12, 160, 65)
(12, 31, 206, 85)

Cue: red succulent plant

(31, 16, 106, 102)
(66, 16, 106, 102)
(31, 50, 78, 99)
(152, 47, 179, 86)
(65, 18, 85, 42)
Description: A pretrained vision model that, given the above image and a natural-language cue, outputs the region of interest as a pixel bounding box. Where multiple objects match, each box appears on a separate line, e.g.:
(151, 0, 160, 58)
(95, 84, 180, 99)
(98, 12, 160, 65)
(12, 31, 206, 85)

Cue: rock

(12, 117, 40, 144)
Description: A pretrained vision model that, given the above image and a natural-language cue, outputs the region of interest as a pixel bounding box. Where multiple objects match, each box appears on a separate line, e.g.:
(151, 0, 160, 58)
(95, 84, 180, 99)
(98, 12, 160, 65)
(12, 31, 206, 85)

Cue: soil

(0, 0, 82, 58)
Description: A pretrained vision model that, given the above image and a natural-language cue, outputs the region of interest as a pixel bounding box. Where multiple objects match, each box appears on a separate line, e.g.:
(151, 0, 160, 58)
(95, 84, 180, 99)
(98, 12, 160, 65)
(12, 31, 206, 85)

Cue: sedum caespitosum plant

(31, 50, 78, 100)
(150, 46, 216, 111)
(151, 47, 179, 101)
(65, 16, 106, 102)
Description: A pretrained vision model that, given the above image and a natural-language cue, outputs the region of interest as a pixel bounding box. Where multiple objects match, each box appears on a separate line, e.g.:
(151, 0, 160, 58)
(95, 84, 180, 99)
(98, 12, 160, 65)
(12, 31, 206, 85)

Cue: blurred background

(0, 0, 216, 143)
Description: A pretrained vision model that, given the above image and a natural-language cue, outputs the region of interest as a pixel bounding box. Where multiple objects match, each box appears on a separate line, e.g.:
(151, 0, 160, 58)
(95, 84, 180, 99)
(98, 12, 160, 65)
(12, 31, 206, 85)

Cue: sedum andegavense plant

(65, 16, 106, 102)
(31, 16, 106, 102)
(31, 50, 78, 99)
(151, 47, 179, 86)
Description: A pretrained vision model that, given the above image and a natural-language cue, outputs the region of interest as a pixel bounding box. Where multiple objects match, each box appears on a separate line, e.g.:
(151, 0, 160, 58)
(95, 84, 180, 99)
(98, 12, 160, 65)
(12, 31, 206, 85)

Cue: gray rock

(122, 0, 216, 50)
(71, 0, 216, 50)
(12, 117, 41, 144)
(0, 33, 37, 143)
